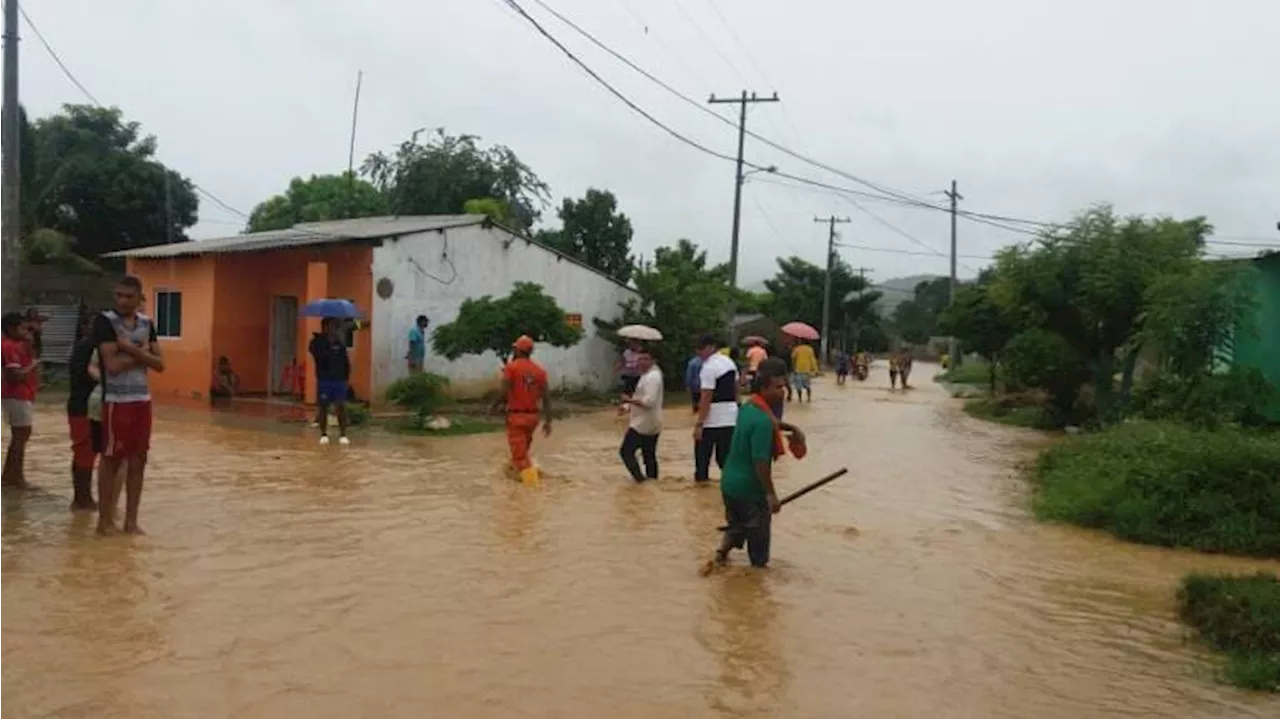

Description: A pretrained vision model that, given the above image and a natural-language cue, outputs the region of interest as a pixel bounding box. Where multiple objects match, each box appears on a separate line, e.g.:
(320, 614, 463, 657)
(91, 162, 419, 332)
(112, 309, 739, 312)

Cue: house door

(269, 296, 299, 396)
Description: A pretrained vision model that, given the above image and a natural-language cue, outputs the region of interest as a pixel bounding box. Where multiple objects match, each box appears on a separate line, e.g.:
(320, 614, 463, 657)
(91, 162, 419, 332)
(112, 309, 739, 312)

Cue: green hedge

(1177, 572, 1280, 692)
(1030, 422, 1280, 557)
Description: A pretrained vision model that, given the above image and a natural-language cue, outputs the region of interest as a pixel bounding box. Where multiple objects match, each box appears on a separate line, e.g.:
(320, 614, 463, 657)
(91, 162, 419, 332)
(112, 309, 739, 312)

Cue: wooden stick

(717, 467, 849, 531)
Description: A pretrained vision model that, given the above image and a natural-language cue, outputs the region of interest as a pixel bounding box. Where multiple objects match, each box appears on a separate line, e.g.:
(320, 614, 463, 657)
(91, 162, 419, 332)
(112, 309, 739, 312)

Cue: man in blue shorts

(309, 318, 351, 446)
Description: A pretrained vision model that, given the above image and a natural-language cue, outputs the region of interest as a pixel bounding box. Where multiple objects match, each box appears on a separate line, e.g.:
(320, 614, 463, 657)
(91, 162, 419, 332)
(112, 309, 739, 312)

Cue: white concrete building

(360, 216, 638, 395)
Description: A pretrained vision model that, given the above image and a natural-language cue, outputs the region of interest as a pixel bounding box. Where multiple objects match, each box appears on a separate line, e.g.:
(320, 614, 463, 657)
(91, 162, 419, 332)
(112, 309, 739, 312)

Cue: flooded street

(4, 363, 1278, 718)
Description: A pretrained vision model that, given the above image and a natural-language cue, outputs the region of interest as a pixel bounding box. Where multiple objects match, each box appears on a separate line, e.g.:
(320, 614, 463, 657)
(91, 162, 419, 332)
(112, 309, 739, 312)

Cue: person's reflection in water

(698, 572, 791, 718)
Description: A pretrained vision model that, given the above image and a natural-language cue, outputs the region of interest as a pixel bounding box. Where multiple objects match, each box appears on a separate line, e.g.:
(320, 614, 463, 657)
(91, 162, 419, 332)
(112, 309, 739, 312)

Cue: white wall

(370, 223, 638, 396)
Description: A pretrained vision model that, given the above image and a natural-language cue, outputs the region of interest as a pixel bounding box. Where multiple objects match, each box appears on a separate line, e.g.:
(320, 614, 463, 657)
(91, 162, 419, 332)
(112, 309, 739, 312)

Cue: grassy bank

(963, 396, 1056, 429)
(1177, 572, 1280, 692)
(1030, 422, 1280, 557)
(936, 359, 994, 386)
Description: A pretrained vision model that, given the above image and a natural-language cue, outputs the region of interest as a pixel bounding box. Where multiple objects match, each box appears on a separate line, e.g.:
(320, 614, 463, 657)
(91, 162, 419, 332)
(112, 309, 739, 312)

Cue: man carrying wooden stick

(709, 358, 805, 570)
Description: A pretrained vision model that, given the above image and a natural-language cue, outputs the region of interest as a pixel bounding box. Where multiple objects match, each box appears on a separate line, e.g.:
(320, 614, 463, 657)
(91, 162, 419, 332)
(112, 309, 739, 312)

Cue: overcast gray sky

(17, 0, 1280, 285)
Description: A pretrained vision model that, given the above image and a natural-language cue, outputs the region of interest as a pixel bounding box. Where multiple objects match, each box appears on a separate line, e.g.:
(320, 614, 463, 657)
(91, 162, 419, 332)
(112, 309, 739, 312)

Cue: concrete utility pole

(1, 0, 20, 311)
(944, 179, 963, 365)
(849, 266, 873, 351)
(815, 215, 850, 363)
(708, 90, 779, 291)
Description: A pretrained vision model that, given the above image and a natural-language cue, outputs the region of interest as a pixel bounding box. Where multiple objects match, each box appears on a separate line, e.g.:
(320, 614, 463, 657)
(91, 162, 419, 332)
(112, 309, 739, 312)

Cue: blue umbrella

(300, 298, 364, 319)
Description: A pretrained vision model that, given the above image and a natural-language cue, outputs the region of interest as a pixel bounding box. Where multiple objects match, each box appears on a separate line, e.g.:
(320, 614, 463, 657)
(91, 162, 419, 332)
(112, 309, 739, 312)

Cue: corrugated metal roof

(32, 304, 81, 365)
(105, 215, 485, 259)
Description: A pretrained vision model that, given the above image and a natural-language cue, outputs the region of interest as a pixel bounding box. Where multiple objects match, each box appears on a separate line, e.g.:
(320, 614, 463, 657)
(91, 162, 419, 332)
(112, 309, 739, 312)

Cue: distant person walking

(890, 347, 914, 390)
(494, 335, 552, 484)
(790, 340, 819, 402)
(407, 315, 430, 373)
(618, 348, 663, 482)
(693, 334, 738, 483)
(2, 312, 39, 490)
(93, 275, 165, 535)
(310, 319, 352, 445)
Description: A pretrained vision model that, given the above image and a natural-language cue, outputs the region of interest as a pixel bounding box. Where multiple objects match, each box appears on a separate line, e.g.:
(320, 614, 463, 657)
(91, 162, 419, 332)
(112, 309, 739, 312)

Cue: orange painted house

(107, 215, 638, 404)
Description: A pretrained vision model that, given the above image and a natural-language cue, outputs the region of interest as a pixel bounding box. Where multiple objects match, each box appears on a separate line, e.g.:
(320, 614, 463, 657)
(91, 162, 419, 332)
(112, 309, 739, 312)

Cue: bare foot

(96, 522, 120, 536)
(2, 480, 31, 491)
(70, 499, 99, 512)
(123, 524, 146, 536)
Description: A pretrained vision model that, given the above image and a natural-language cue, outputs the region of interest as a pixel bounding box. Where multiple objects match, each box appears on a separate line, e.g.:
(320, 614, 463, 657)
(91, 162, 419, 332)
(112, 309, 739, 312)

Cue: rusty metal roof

(105, 215, 485, 259)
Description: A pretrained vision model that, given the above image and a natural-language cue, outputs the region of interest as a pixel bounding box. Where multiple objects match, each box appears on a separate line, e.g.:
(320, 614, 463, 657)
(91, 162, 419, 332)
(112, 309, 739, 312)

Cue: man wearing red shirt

(2, 312, 40, 489)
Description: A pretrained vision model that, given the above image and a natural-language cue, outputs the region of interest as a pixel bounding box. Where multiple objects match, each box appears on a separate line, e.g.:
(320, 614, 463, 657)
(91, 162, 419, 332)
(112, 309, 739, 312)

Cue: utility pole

(708, 90, 779, 292)
(1, 0, 20, 311)
(944, 179, 963, 365)
(815, 215, 850, 364)
(850, 266, 873, 351)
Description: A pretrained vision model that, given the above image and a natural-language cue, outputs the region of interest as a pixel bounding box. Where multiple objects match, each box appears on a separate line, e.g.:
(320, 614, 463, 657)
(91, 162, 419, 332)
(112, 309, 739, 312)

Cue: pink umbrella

(781, 321, 820, 341)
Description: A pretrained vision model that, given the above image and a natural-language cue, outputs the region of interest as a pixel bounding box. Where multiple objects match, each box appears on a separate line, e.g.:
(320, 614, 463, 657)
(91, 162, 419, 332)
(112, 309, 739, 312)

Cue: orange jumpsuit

(503, 357, 548, 471)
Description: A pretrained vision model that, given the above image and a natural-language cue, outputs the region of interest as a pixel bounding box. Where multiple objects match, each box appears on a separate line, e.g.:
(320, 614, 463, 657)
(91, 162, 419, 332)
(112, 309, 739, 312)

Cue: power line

(500, 0, 737, 164)
(20, 4, 252, 221)
(836, 242, 992, 260)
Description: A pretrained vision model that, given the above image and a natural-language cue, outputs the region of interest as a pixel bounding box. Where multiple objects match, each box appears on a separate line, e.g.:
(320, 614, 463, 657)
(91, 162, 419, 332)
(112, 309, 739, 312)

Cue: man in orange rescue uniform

(493, 335, 553, 484)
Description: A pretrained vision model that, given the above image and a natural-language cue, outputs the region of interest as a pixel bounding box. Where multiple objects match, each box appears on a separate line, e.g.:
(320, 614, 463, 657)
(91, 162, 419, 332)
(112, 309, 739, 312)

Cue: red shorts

(67, 415, 103, 469)
(103, 401, 153, 458)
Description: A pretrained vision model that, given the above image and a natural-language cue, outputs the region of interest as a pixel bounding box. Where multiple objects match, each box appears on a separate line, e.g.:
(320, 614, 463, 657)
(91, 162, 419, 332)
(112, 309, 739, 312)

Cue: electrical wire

(836, 242, 993, 260)
(19, 5, 254, 222)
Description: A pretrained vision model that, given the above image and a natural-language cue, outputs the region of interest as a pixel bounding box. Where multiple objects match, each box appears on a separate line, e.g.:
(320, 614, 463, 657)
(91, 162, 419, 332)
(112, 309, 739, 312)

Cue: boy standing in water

(94, 276, 165, 535)
(493, 335, 552, 484)
(710, 360, 806, 570)
(2, 312, 39, 490)
(66, 315, 103, 509)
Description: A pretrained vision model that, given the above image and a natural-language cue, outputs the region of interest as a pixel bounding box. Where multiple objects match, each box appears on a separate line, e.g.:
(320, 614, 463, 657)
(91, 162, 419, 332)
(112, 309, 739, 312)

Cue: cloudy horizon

(14, 0, 1280, 285)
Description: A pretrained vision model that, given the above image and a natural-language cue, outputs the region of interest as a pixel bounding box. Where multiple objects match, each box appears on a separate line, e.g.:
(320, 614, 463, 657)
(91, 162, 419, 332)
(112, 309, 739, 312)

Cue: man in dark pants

(692, 334, 738, 483)
(618, 348, 663, 482)
(711, 360, 805, 569)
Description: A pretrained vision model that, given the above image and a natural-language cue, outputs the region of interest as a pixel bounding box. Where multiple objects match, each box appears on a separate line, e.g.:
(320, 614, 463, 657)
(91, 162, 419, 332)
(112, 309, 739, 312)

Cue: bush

(937, 359, 995, 387)
(1177, 572, 1280, 692)
(1002, 329, 1089, 423)
(345, 403, 371, 426)
(964, 396, 1055, 429)
(1133, 368, 1276, 429)
(1031, 422, 1280, 557)
(385, 372, 450, 426)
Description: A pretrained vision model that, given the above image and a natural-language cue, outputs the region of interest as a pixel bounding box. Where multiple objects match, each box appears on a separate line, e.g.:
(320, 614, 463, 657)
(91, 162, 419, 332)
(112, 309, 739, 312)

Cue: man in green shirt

(713, 358, 806, 569)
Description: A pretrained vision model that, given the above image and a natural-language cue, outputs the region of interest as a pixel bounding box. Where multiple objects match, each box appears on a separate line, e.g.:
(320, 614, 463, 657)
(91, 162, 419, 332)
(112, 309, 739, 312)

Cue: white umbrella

(617, 324, 663, 341)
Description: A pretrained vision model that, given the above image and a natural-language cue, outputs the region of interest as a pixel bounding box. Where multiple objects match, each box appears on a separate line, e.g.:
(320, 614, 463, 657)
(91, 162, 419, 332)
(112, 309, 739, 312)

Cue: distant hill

(873, 274, 941, 313)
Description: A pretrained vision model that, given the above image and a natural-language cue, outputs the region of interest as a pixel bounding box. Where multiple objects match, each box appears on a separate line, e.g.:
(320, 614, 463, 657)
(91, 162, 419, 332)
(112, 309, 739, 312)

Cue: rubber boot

(518, 466, 541, 486)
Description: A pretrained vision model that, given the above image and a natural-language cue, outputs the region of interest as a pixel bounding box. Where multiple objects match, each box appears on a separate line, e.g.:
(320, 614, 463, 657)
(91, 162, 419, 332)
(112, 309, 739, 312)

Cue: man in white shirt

(693, 334, 739, 483)
(619, 348, 664, 482)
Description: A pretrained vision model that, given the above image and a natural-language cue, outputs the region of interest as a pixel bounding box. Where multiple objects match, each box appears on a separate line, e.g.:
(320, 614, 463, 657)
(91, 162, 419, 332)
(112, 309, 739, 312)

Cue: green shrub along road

(1177, 573, 1280, 692)
(1030, 422, 1280, 558)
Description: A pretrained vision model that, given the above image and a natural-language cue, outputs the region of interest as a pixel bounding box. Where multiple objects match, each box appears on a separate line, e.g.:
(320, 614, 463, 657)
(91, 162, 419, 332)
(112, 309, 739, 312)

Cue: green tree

(938, 271, 1018, 390)
(536, 189, 635, 283)
(362, 128, 549, 231)
(989, 205, 1208, 421)
(247, 173, 387, 232)
(24, 104, 199, 258)
(595, 239, 738, 385)
(463, 197, 519, 225)
(890, 277, 950, 344)
(20, 229, 103, 274)
(432, 282, 583, 364)
(763, 256, 880, 351)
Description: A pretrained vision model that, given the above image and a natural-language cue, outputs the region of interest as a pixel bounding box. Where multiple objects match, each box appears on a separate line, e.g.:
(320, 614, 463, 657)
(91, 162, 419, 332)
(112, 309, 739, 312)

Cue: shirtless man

(93, 276, 165, 535)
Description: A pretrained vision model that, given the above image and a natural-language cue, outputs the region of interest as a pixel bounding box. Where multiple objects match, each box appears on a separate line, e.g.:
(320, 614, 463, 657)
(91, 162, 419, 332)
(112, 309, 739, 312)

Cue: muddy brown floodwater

(4, 363, 1279, 718)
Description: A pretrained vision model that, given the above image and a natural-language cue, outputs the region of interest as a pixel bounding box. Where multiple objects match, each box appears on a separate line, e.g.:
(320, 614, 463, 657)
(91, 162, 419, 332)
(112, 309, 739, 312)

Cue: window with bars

(155, 291, 182, 338)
